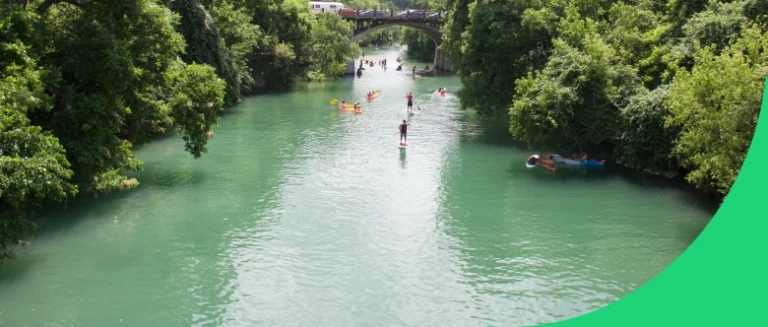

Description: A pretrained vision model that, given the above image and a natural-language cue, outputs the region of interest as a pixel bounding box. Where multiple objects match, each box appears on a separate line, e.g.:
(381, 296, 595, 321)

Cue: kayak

(549, 154, 605, 167)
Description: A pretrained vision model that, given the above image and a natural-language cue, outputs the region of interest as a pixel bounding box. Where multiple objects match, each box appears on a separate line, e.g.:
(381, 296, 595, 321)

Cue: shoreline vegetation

(1, 0, 362, 261)
(2, 0, 760, 260)
(440, 0, 765, 202)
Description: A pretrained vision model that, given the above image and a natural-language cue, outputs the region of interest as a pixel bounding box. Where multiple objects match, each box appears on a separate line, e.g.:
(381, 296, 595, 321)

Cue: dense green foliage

(443, 0, 766, 199)
(0, 0, 358, 260)
(401, 27, 435, 61)
(306, 12, 360, 81)
(356, 27, 400, 47)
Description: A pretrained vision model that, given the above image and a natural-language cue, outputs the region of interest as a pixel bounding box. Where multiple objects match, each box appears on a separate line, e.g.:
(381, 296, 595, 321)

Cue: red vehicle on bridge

(338, 8, 357, 17)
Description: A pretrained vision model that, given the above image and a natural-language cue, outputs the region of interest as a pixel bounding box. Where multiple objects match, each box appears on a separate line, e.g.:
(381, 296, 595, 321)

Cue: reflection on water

(0, 47, 713, 327)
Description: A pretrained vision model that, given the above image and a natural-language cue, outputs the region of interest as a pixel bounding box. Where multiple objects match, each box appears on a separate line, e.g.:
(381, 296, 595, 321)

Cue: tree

(166, 61, 226, 158)
(452, 0, 555, 116)
(0, 4, 77, 260)
(665, 24, 767, 197)
(209, 0, 266, 93)
(171, 0, 241, 106)
(401, 27, 435, 62)
(615, 85, 680, 174)
(508, 6, 641, 149)
(306, 12, 359, 81)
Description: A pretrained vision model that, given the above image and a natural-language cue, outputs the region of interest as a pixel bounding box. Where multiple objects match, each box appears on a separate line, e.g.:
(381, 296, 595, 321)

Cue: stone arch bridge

(339, 10, 452, 74)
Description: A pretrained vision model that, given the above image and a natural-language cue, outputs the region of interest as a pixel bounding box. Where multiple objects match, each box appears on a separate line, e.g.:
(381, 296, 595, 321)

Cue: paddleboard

(398, 143, 408, 149)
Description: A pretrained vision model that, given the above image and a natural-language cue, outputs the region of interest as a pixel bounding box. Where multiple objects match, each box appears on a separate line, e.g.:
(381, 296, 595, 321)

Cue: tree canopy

(0, 0, 360, 261)
(442, 0, 766, 199)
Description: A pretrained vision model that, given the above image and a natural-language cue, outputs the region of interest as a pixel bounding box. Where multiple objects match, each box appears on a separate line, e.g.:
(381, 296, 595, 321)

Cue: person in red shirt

(399, 120, 410, 145)
(406, 92, 414, 112)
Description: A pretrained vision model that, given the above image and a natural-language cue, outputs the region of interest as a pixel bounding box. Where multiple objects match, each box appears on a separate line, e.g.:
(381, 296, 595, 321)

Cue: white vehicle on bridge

(309, 1, 344, 14)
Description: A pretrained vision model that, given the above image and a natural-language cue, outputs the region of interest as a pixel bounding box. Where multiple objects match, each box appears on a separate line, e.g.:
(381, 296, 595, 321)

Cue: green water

(0, 48, 714, 327)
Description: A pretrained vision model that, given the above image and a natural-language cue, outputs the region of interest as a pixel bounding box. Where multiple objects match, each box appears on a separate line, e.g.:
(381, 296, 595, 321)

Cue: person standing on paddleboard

(406, 92, 414, 112)
(399, 120, 410, 145)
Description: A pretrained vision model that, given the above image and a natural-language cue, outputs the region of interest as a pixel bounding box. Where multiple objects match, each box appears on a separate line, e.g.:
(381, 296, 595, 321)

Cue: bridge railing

(334, 9, 445, 20)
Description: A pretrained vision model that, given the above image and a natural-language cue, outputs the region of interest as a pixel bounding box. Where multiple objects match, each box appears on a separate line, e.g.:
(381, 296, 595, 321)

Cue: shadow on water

(457, 112, 720, 217)
(0, 252, 47, 284)
(0, 188, 136, 283)
(129, 164, 208, 190)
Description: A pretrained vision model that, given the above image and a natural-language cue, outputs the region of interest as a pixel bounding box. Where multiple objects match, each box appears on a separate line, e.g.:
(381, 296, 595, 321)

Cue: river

(0, 47, 714, 327)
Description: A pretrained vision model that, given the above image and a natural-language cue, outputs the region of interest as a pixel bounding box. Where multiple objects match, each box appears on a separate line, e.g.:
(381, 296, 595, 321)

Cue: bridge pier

(433, 47, 453, 72)
(345, 60, 356, 75)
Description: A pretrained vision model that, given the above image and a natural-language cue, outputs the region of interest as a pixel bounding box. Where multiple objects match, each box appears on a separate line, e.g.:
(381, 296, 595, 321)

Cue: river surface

(0, 48, 714, 327)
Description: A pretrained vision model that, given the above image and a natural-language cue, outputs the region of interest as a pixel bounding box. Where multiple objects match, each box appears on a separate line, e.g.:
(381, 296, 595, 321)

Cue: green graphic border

(549, 78, 768, 326)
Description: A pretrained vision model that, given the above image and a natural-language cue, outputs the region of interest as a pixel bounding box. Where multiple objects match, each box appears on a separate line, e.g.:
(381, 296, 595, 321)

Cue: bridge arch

(342, 12, 453, 73)
(350, 22, 442, 47)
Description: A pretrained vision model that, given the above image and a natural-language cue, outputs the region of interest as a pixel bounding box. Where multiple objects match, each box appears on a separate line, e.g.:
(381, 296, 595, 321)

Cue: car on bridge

(427, 11, 445, 19)
(395, 10, 427, 18)
(359, 10, 390, 17)
(338, 8, 357, 17)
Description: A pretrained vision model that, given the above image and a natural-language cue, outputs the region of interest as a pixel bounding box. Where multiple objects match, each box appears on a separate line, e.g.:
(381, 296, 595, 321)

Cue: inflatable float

(526, 154, 604, 169)
(339, 103, 362, 113)
(550, 154, 605, 167)
(525, 154, 556, 171)
(366, 90, 381, 101)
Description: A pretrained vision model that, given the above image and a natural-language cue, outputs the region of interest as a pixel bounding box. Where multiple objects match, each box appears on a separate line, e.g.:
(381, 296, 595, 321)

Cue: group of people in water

(349, 55, 454, 146)
(335, 87, 447, 146)
(357, 56, 430, 77)
(337, 100, 362, 113)
(360, 59, 388, 69)
(525, 148, 590, 169)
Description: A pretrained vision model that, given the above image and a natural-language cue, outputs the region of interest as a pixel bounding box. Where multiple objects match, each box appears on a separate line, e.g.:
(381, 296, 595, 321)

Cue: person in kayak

(353, 102, 362, 112)
(399, 120, 410, 145)
(406, 92, 414, 112)
(338, 100, 347, 110)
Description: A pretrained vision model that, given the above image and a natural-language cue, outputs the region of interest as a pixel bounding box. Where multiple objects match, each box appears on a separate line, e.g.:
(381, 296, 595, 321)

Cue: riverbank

(0, 47, 714, 326)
